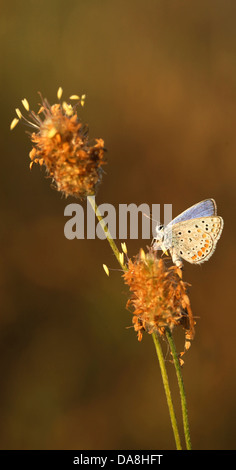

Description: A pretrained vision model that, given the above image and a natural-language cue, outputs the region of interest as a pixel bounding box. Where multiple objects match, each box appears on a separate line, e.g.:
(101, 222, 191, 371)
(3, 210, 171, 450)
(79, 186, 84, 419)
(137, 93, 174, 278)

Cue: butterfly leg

(169, 247, 183, 268)
(152, 239, 160, 251)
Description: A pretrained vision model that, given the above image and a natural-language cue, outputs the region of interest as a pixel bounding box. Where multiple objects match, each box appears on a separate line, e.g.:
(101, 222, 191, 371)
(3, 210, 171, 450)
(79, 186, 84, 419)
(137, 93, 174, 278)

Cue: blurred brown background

(1, 0, 235, 450)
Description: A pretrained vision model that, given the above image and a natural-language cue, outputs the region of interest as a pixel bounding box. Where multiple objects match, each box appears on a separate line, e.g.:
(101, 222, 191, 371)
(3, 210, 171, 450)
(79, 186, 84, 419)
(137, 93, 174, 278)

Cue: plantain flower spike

(11, 87, 106, 199)
(123, 249, 195, 347)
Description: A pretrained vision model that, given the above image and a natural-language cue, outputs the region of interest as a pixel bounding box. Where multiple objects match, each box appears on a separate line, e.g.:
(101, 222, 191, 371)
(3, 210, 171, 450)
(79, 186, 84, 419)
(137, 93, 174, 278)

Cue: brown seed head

(11, 89, 106, 199)
(123, 249, 195, 343)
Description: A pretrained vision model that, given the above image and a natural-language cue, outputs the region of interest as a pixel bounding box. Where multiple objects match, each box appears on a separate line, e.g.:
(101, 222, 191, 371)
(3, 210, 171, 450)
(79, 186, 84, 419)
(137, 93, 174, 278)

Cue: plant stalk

(165, 328, 192, 450)
(152, 332, 182, 449)
(87, 196, 126, 271)
(87, 195, 190, 450)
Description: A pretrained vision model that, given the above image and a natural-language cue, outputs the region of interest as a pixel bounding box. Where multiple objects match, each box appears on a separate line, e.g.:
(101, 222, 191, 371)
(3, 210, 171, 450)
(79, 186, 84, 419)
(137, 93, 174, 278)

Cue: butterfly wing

(168, 216, 224, 264)
(167, 199, 217, 227)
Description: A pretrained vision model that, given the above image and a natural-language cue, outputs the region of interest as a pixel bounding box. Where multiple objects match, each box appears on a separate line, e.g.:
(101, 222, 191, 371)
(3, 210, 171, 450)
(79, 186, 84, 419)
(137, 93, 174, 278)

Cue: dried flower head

(123, 249, 195, 346)
(10, 88, 106, 198)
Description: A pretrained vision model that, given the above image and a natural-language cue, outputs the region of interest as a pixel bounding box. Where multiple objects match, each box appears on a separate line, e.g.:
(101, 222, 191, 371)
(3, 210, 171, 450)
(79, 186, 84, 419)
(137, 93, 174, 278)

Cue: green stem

(152, 332, 182, 450)
(87, 195, 126, 271)
(88, 195, 184, 450)
(165, 328, 192, 450)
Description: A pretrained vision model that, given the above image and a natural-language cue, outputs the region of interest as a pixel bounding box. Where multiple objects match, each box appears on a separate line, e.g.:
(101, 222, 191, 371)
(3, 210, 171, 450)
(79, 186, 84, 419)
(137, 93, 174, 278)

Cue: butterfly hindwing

(169, 216, 223, 264)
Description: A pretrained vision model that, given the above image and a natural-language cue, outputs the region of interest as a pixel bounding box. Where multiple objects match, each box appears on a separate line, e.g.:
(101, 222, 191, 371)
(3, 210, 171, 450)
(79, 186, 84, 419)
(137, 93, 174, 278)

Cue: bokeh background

(1, 0, 235, 450)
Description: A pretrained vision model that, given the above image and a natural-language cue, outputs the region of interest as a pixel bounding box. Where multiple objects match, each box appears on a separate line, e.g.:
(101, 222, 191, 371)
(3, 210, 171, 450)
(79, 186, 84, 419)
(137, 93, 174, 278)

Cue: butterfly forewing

(168, 199, 217, 227)
(170, 216, 223, 264)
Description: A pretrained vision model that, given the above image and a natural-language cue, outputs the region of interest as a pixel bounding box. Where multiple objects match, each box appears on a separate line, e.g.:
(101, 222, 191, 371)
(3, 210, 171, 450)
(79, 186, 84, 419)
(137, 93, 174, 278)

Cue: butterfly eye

(155, 224, 163, 233)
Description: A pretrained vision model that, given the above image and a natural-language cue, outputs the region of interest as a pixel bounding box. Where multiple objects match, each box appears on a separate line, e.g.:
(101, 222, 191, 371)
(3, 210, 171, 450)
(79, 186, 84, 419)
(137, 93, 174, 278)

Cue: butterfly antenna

(143, 212, 160, 224)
